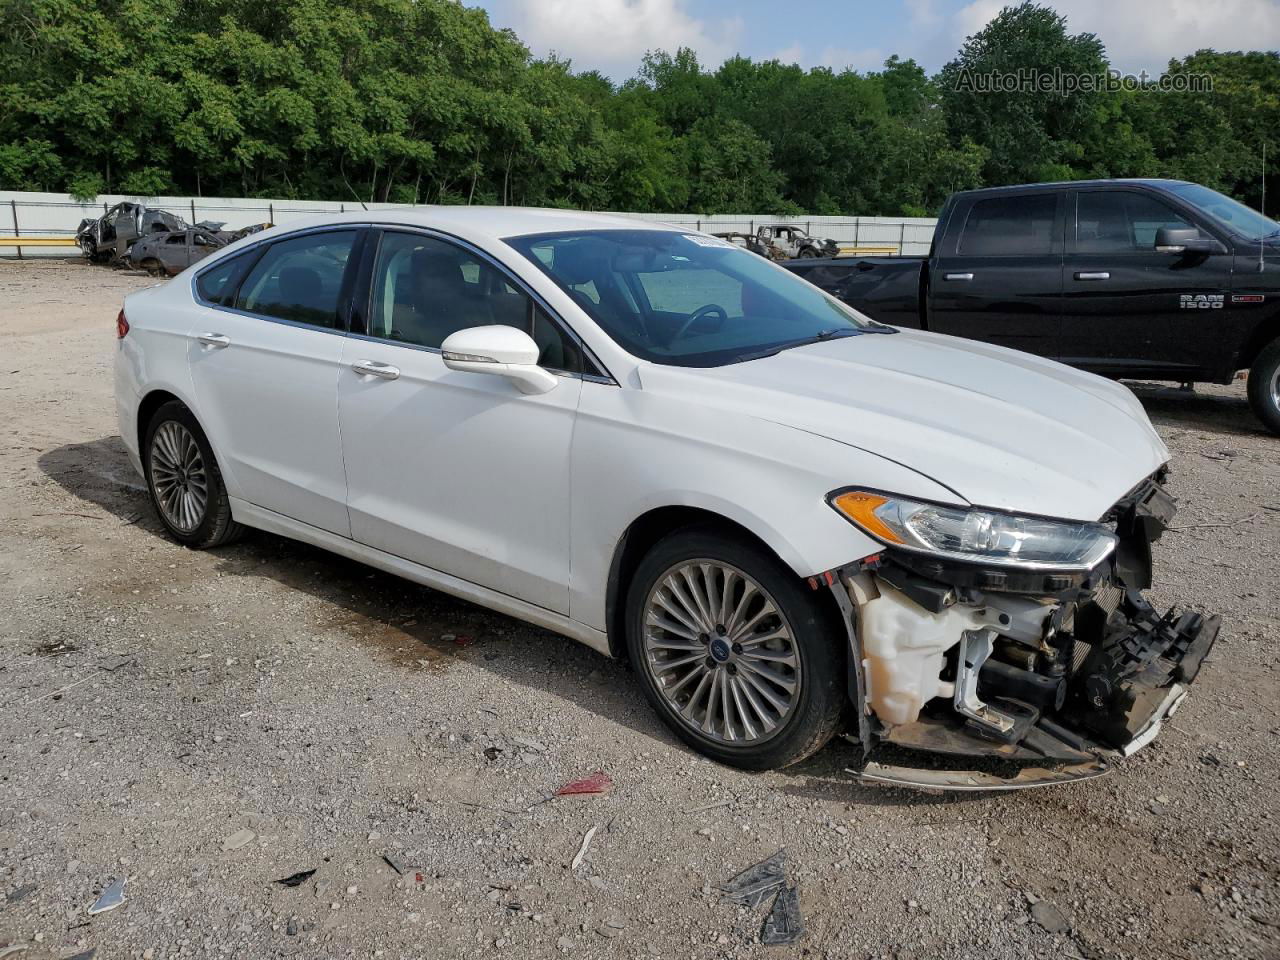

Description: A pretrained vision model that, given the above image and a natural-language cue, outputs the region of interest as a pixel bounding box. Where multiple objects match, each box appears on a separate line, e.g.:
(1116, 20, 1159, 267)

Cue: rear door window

(234, 231, 357, 329)
(959, 194, 1057, 256)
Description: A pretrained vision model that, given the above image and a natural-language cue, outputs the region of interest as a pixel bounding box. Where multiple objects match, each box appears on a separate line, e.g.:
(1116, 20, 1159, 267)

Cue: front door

(337, 229, 585, 613)
(927, 190, 1064, 357)
(187, 228, 360, 536)
(1059, 188, 1236, 378)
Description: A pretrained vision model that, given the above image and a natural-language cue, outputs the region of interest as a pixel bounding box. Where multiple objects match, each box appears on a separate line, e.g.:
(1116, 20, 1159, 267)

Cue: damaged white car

(114, 210, 1220, 790)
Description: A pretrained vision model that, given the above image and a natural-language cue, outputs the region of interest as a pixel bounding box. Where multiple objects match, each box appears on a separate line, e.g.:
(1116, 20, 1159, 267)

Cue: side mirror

(441, 325, 557, 395)
(1154, 226, 1223, 255)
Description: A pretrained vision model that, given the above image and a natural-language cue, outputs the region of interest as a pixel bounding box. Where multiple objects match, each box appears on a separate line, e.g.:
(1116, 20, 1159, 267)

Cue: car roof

(953, 178, 1192, 198)
(260, 206, 681, 243)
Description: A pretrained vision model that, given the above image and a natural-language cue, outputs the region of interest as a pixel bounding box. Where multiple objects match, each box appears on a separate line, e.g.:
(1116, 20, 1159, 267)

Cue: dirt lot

(0, 259, 1277, 960)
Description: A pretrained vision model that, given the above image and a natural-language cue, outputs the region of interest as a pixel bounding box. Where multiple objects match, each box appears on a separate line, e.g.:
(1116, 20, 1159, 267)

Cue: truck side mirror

(1154, 226, 1224, 255)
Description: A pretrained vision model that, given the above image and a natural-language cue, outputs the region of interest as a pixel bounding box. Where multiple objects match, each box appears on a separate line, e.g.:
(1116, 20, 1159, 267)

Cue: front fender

(567, 385, 964, 631)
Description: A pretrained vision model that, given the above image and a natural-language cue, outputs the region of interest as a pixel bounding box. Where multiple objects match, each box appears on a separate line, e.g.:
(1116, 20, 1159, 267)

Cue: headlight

(829, 490, 1117, 571)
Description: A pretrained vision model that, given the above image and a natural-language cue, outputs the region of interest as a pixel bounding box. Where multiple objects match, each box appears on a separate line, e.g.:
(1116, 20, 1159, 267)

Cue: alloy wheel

(641, 560, 801, 744)
(149, 421, 208, 533)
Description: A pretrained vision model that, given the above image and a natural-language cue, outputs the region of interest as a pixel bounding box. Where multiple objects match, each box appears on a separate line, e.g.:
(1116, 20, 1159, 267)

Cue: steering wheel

(672, 303, 728, 341)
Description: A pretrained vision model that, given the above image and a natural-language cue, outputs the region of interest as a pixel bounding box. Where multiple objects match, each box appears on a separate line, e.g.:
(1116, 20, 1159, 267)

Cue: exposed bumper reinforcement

(850, 759, 1110, 792)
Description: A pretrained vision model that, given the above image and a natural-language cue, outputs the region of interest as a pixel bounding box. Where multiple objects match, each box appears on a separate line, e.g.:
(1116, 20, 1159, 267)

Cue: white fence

(0, 190, 937, 258)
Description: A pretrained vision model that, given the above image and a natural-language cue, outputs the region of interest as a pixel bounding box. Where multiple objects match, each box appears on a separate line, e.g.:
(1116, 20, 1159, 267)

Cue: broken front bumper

(825, 475, 1222, 791)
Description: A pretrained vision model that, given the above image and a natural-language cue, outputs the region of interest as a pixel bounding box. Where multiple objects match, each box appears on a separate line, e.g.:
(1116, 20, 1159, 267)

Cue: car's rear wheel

(1247, 338, 1280, 436)
(143, 401, 244, 548)
(141, 258, 165, 277)
(625, 526, 846, 770)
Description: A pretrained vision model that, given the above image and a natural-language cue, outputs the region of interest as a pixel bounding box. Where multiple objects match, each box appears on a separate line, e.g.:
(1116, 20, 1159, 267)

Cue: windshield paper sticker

(683, 234, 736, 248)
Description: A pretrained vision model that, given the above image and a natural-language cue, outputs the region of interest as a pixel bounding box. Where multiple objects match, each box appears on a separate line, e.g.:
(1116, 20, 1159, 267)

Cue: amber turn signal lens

(830, 491, 904, 544)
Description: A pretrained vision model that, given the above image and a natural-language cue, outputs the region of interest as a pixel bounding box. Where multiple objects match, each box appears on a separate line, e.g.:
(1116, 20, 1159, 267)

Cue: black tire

(797, 247, 819, 258)
(625, 525, 846, 770)
(141, 258, 166, 277)
(143, 401, 244, 548)
(1246, 338, 1280, 436)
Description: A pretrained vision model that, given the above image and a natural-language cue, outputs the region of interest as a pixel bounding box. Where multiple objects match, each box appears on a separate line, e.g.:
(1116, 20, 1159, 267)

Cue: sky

(472, 0, 1280, 81)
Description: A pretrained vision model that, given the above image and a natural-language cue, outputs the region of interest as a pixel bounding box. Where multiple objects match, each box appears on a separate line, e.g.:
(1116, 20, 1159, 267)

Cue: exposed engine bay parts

(823, 473, 1221, 790)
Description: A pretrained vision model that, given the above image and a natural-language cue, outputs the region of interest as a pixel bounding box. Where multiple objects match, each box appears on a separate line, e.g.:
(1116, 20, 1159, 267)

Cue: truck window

(1076, 192, 1194, 253)
(958, 195, 1056, 256)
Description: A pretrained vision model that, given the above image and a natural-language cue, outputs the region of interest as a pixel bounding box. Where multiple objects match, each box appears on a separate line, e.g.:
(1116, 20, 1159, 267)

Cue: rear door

(1059, 188, 1236, 378)
(927, 190, 1064, 357)
(187, 228, 361, 536)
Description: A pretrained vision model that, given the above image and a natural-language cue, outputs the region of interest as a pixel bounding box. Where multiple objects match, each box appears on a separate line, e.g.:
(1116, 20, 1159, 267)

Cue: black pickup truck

(784, 179, 1280, 434)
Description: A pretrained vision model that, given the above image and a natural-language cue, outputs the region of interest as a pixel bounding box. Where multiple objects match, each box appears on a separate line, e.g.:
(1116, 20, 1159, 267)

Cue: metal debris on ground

(555, 772, 613, 797)
(3, 884, 37, 905)
(87, 877, 126, 915)
(221, 828, 255, 851)
(378, 855, 404, 880)
(570, 824, 599, 870)
(760, 885, 805, 945)
(684, 798, 733, 814)
(275, 869, 317, 888)
(719, 849, 787, 908)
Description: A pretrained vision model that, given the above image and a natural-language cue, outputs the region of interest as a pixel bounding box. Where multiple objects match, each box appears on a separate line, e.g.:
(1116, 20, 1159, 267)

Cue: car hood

(641, 329, 1169, 521)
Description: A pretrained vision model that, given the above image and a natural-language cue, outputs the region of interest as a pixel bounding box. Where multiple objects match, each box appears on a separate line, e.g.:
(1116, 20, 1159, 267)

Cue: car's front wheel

(1247, 338, 1280, 436)
(626, 526, 846, 770)
(143, 401, 244, 548)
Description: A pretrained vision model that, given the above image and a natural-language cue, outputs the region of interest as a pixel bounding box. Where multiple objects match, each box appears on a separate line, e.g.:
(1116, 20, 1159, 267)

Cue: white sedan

(113, 209, 1219, 788)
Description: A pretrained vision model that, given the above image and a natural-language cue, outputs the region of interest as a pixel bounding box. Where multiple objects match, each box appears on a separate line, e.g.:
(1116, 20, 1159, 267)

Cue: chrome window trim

(188, 220, 619, 385)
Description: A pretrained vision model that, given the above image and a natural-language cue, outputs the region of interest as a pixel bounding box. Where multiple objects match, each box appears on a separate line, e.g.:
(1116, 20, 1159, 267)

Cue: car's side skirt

(229, 498, 612, 657)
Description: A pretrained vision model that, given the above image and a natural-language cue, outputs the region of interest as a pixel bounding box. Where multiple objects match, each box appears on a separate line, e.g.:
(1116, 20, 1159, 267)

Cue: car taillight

(116, 309, 129, 339)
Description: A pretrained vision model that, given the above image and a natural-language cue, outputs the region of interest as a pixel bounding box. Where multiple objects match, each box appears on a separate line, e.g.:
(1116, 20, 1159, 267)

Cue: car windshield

(505, 229, 886, 367)
(1167, 182, 1280, 238)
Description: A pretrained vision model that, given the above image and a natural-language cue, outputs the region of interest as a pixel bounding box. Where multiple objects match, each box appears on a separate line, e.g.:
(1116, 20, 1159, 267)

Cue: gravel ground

(0, 259, 1277, 960)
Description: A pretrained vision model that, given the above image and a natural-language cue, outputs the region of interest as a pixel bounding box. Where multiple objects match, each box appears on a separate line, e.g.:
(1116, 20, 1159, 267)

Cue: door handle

(1074, 271, 1110, 280)
(943, 272, 974, 281)
(351, 359, 400, 381)
(196, 332, 230, 348)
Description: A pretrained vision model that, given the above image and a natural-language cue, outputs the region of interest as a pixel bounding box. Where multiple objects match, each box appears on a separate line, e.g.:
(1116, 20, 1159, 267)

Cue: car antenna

(1260, 141, 1267, 274)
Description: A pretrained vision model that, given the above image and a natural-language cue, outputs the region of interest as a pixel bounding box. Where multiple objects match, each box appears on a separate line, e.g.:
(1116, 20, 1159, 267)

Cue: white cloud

(951, 0, 1280, 73)
(504, 0, 744, 77)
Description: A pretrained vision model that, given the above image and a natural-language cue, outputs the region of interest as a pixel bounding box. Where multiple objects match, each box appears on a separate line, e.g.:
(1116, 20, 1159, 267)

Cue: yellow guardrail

(0, 236, 79, 247)
(836, 244, 899, 256)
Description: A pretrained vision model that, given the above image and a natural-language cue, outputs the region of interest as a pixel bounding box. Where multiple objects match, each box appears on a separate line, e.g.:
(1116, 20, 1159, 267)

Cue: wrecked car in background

(76, 202, 186, 264)
(757, 224, 838, 259)
(128, 222, 272, 276)
(712, 231, 777, 259)
(115, 210, 1221, 792)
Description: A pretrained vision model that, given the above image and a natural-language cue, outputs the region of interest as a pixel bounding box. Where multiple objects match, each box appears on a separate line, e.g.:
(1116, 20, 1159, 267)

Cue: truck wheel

(141, 258, 166, 277)
(798, 247, 819, 258)
(1247, 339, 1280, 435)
(625, 525, 846, 770)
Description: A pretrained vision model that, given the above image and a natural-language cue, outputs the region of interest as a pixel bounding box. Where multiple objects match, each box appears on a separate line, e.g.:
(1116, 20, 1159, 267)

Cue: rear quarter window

(196, 252, 251, 306)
